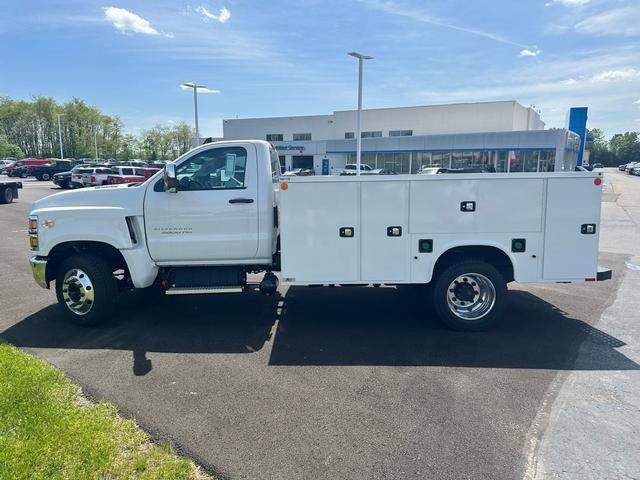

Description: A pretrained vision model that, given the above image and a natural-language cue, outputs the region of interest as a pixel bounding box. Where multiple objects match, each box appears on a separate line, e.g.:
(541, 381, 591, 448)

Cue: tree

(609, 132, 640, 164)
(587, 128, 617, 166)
(0, 96, 123, 159)
(0, 134, 24, 158)
(173, 122, 193, 158)
(117, 134, 141, 161)
(141, 123, 194, 161)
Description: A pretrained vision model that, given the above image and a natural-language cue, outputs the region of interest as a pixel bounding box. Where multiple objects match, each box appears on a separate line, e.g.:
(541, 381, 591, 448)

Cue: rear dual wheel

(432, 259, 507, 331)
(1, 188, 13, 204)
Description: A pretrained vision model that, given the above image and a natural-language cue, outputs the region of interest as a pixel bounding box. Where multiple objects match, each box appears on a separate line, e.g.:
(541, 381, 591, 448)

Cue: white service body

(278, 173, 602, 285)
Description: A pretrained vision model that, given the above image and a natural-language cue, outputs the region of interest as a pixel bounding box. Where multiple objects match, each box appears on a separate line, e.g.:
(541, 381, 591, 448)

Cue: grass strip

(0, 342, 209, 480)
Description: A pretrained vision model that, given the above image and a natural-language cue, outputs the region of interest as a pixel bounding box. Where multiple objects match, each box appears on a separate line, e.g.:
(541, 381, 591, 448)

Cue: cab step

(165, 285, 244, 295)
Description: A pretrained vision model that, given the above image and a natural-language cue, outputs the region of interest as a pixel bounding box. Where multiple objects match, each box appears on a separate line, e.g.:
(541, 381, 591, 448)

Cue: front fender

(31, 206, 134, 256)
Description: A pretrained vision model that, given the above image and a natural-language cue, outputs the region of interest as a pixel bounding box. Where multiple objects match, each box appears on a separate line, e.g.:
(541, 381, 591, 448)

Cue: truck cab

(29, 141, 281, 322)
(143, 141, 279, 264)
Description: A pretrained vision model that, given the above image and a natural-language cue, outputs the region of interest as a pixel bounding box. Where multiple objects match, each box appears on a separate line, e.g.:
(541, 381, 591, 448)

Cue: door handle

(229, 198, 254, 204)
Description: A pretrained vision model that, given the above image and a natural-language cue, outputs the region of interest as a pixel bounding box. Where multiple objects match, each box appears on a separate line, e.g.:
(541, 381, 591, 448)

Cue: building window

(389, 130, 413, 137)
(266, 134, 283, 142)
(293, 133, 312, 141)
(361, 131, 382, 138)
(539, 151, 556, 172)
(495, 151, 508, 172)
(345, 132, 354, 139)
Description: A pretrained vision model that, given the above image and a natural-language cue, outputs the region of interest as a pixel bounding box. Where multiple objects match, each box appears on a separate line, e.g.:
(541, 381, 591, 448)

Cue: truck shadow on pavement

(1, 292, 280, 376)
(268, 286, 639, 370)
(2, 285, 638, 373)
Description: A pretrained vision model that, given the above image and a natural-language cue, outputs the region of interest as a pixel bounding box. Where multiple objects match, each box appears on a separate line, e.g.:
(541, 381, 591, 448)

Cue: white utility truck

(28, 140, 611, 330)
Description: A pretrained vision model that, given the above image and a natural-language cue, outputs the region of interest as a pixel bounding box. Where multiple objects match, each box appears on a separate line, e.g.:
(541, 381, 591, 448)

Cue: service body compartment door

(280, 181, 359, 283)
(361, 181, 410, 282)
(543, 177, 601, 280)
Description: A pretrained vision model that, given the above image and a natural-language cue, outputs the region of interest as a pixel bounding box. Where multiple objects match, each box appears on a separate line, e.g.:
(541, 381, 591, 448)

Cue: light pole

(56, 114, 64, 159)
(94, 130, 99, 160)
(348, 51, 373, 175)
(181, 82, 219, 147)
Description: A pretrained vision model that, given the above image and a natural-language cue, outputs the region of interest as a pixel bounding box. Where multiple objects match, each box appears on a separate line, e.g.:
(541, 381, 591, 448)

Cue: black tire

(55, 254, 118, 326)
(1, 187, 13, 204)
(42, 173, 50, 181)
(20, 171, 27, 178)
(432, 259, 507, 331)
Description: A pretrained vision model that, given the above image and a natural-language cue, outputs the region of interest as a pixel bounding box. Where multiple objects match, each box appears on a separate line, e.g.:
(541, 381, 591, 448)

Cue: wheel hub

(446, 273, 496, 320)
(61, 268, 95, 315)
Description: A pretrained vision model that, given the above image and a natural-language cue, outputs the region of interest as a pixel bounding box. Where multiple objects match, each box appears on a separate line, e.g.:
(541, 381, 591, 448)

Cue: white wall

(223, 101, 545, 141)
(223, 115, 334, 141)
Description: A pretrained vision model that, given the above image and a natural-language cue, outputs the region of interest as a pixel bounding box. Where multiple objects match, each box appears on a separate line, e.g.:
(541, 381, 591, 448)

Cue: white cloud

(196, 6, 231, 23)
(356, 0, 529, 49)
(179, 84, 221, 94)
(519, 47, 541, 57)
(591, 68, 640, 83)
(575, 6, 640, 36)
(546, 0, 590, 7)
(103, 7, 161, 35)
(634, 99, 640, 105)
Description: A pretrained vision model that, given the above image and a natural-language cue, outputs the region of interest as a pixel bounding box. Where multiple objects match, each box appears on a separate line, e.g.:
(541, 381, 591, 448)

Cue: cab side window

(174, 147, 247, 192)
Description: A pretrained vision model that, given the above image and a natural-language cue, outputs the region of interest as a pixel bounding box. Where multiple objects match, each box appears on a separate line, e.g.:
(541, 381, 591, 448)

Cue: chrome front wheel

(446, 273, 496, 321)
(56, 254, 117, 325)
(61, 268, 95, 315)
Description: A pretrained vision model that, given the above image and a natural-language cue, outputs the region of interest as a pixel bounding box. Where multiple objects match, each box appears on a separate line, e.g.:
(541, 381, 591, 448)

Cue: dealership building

(222, 101, 582, 174)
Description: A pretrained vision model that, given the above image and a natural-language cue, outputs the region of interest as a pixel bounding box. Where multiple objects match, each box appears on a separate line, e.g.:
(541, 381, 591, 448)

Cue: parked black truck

(31, 160, 77, 181)
(0, 180, 22, 204)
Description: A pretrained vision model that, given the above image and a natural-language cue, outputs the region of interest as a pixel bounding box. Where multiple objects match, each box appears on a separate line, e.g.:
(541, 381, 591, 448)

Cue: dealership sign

(275, 145, 306, 152)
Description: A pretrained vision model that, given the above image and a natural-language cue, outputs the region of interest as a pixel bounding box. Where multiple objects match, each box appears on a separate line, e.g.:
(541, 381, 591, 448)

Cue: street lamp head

(348, 51, 373, 60)
(180, 82, 209, 90)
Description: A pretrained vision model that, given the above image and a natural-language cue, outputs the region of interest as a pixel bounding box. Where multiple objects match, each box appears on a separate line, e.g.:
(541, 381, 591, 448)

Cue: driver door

(144, 144, 259, 263)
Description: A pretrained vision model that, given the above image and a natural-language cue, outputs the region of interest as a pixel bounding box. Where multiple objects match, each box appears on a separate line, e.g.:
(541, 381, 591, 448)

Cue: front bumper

(30, 256, 49, 289)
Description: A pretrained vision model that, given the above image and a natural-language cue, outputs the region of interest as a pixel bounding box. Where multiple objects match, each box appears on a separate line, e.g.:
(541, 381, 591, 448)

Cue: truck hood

(31, 182, 146, 216)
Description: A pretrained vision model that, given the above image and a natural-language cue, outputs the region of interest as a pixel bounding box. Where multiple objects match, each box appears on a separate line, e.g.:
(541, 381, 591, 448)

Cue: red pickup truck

(106, 167, 161, 185)
(4, 158, 50, 177)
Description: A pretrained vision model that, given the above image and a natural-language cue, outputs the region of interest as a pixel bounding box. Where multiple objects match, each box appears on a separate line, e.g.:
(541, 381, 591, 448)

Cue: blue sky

(1, 0, 639, 137)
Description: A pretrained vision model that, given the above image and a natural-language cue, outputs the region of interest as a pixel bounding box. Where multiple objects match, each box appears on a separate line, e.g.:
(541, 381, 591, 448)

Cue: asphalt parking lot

(1, 171, 639, 480)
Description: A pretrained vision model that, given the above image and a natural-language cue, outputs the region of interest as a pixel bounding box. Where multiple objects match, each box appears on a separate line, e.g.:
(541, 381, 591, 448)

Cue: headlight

(28, 215, 38, 250)
(29, 215, 38, 234)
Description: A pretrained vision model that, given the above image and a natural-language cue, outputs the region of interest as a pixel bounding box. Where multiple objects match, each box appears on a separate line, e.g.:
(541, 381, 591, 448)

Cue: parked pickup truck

(31, 160, 77, 181)
(107, 167, 161, 185)
(5, 158, 50, 177)
(70, 166, 114, 187)
(1, 180, 22, 204)
(28, 140, 611, 330)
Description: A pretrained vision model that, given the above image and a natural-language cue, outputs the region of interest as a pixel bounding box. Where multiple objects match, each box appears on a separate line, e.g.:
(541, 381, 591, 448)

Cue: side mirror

(164, 163, 177, 193)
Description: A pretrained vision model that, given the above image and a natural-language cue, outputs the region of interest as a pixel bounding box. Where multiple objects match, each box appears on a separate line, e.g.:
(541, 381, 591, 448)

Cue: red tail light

(91, 175, 96, 183)
(594, 177, 602, 186)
